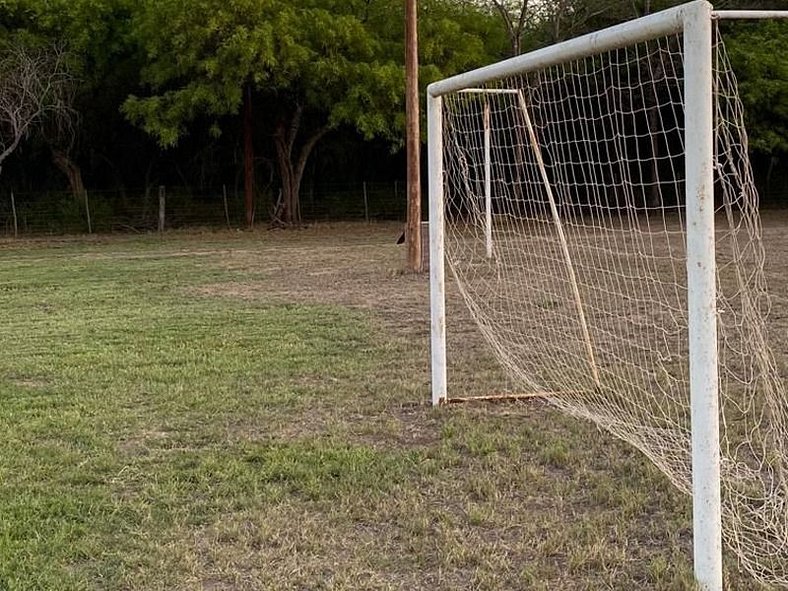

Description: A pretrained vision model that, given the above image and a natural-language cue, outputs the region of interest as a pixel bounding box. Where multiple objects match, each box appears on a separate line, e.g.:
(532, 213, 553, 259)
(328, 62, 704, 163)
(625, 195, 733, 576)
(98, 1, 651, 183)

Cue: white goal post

(427, 2, 788, 590)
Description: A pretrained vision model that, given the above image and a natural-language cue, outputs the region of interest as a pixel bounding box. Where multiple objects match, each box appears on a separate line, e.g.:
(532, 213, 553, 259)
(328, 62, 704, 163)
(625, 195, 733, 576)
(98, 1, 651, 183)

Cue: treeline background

(0, 0, 786, 234)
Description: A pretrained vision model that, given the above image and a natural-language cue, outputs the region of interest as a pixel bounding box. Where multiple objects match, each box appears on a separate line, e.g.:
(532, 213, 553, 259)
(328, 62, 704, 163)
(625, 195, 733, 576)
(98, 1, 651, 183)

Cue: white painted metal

(715, 10, 788, 19)
(428, 94, 447, 406)
(484, 99, 492, 259)
(685, 2, 723, 590)
(428, 2, 692, 98)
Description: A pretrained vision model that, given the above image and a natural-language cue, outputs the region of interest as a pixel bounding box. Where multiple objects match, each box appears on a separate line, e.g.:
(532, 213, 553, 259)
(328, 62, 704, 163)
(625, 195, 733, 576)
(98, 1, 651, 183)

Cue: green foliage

(122, 0, 503, 147)
(420, 0, 506, 82)
(4, 0, 136, 81)
(2, 0, 144, 187)
(2, 0, 786, 200)
(0, 0, 34, 34)
(124, 0, 378, 145)
(724, 21, 788, 156)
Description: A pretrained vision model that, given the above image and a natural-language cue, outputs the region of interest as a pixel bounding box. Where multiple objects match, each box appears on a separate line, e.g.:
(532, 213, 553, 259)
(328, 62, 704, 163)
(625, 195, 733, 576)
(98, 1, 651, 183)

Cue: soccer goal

(427, 2, 788, 590)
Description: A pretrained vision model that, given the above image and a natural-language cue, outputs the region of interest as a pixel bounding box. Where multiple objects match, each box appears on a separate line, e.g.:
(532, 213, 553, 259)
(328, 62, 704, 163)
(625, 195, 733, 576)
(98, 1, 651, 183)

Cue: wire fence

(0, 181, 410, 237)
(0, 179, 785, 238)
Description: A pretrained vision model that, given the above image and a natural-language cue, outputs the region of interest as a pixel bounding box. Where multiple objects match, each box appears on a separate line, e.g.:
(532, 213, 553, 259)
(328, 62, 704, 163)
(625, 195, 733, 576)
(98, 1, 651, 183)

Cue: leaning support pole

(684, 2, 723, 591)
(428, 92, 447, 406)
(516, 90, 600, 387)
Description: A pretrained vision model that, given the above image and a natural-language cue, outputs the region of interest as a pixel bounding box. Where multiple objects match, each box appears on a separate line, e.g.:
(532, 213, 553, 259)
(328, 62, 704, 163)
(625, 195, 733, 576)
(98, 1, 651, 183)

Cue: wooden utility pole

(405, 0, 422, 272)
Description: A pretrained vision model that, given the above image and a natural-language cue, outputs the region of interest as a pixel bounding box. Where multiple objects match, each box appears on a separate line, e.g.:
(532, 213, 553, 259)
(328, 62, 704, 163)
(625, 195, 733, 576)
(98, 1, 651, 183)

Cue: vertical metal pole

(428, 92, 446, 406)
(684, 3, 722, 590)
(484, 99, 493, 259)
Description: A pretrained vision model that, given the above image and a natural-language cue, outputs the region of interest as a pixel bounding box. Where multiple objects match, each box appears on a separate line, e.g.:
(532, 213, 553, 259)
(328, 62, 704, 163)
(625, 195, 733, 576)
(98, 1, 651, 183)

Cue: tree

(123, 0, 393, 226)
(723, 19, 788, 158)
(3, 0, 142, 197)
(0, 40, 75, 180)
(477, 0, 623, 56)
(535, 0, 627, 43)
(488, 0, 530, 55)
(123, 0, 502, 227)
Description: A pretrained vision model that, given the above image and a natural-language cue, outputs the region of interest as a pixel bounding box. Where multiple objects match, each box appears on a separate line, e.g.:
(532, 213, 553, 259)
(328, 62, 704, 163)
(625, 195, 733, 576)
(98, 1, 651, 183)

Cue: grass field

(0, 222, 776, 590)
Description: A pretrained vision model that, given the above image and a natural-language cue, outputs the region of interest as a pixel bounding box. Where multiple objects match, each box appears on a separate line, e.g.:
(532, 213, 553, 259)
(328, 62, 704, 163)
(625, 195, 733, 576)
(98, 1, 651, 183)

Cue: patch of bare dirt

(191, 230, 510, 402)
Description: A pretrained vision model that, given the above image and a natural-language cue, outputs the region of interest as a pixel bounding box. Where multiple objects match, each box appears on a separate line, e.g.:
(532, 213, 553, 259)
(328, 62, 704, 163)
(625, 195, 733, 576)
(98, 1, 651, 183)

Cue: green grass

(0, 228, 761, 590)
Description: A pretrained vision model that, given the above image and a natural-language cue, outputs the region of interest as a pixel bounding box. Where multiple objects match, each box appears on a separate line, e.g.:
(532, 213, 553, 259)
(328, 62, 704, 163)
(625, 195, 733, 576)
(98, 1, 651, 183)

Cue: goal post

(456, 88, 521, 260)
(427, 2, 788, 590)
(428, 92, 446, 407)
(428, 0, 692, 402)
(683, 3, 722, 588)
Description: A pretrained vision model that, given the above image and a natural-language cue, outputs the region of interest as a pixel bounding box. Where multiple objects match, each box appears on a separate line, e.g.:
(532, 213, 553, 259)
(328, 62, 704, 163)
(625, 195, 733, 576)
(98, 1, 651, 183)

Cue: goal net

(430, 4, 788, 588)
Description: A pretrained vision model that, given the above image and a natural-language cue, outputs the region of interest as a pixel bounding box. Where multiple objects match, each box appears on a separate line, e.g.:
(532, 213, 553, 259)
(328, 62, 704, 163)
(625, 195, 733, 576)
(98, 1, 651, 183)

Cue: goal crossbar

(428, 2, 689, 98)
(428, 4, 788, 101)
(714, 10, 788, 19)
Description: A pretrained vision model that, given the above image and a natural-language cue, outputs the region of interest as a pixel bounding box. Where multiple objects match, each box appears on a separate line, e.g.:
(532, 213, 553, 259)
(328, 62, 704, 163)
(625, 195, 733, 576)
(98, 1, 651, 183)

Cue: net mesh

(441, 26, 788, 586)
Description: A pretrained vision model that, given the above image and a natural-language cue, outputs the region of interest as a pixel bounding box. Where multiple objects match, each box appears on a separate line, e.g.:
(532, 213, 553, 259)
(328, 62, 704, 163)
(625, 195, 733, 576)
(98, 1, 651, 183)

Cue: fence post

(10, 191, 18, 238)
(223, 184, 231, 229)
(84, 190, 93, 234)
(363, 181, 370, 223)
(158, 185, 166, 232)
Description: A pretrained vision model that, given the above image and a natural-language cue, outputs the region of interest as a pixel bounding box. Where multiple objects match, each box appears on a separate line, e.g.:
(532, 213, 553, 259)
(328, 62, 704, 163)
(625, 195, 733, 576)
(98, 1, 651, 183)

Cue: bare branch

(490, 0, 517, 44)
(295, 125, 330, 187)
(0, 41, 76, 175)
(488, 0, 530, 55)
(515, 0, 529, 40)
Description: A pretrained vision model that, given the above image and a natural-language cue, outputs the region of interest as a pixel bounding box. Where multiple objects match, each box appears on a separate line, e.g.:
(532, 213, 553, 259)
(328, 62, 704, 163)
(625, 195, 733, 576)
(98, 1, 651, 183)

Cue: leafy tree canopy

(723, 20, 788, 155)
(122, 0, 503, 147)
(120, 0, 505, 224)
(0, 0, 136, 77)
(126, 0, 379, 145)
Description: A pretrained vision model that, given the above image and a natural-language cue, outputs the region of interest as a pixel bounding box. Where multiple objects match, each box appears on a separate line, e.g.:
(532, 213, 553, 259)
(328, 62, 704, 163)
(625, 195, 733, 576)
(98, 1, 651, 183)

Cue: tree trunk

(491, 0, 528, 56)
(0, 133, 24, 177)
(274, 119, 295, 225)
(51, 148, 85, 199)
(273, 107, 329, 226)
(243, 83, 255, 228)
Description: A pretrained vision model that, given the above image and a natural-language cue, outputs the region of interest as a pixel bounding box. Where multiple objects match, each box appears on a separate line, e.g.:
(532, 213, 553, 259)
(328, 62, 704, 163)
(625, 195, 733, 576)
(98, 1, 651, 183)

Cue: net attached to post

(441, 26, 788, 586)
